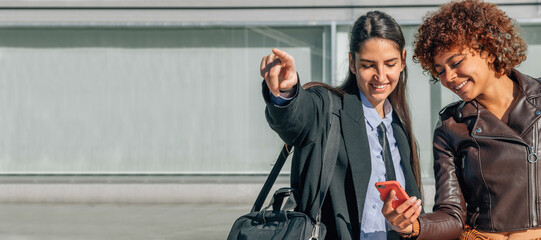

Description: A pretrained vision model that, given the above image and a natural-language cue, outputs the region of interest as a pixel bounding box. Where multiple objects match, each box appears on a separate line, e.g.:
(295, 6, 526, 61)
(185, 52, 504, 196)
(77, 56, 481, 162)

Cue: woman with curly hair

(382, 0, 541, 239)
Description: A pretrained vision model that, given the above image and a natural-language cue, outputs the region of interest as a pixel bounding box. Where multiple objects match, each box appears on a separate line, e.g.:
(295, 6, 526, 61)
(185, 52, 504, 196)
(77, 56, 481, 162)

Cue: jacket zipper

(531, 123, 539, 226)
(473, 134, 538, 227)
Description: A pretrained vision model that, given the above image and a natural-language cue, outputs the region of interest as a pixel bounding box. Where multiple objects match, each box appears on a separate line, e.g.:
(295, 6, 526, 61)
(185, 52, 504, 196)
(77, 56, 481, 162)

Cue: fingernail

(409, 197, 417, 203)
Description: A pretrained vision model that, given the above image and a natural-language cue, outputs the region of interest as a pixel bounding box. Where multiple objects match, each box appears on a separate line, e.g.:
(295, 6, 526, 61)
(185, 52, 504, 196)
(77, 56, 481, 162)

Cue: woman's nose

(375, 66, 386, 82)
(442, 70, 456, 84)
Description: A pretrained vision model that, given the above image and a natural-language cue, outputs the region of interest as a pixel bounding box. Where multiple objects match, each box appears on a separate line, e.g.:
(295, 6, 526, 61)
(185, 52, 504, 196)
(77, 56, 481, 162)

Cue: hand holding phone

(375, 180, 409, 209)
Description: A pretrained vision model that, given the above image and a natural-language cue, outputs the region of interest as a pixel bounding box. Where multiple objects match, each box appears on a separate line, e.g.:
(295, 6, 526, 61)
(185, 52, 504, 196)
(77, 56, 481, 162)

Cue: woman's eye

(386, 63, 396, 67)
(437, 69, 445, 76)
(361, 64, 373, 68)
(451, 58, 464, 68)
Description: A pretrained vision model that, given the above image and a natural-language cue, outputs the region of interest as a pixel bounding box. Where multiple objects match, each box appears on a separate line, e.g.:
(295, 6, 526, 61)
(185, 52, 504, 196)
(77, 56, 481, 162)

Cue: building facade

(0, 0, 540, 205)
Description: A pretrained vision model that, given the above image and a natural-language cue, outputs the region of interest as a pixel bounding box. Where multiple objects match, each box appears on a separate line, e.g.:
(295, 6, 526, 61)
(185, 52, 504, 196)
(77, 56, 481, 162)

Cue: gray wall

(0, 27, 326, 174)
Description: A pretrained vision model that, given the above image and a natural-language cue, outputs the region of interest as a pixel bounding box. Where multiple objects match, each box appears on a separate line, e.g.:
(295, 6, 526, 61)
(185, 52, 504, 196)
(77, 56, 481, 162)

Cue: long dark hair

(309, 11, 422, 193)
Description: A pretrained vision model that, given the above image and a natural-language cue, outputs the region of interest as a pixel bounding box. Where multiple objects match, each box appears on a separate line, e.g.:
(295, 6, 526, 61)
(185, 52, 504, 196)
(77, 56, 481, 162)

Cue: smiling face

(433, 48, 496, 102)
(349, 37, 406, 110)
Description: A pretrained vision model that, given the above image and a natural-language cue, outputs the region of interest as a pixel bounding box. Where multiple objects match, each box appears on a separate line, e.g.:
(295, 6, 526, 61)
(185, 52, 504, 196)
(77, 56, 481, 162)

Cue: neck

(373, 101, 385, 119)
(360, 90, 386, 119)
(476, 75, 517, 119)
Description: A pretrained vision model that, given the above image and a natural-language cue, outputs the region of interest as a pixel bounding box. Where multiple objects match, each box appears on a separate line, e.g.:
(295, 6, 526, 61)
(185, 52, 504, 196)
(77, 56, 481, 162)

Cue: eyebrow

(434, 54, 464, 68)
(359, 57, 399, 63)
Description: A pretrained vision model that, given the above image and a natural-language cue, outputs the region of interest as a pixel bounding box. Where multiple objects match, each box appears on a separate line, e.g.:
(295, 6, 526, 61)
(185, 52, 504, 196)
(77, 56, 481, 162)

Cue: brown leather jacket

(417, 69, 541, 239)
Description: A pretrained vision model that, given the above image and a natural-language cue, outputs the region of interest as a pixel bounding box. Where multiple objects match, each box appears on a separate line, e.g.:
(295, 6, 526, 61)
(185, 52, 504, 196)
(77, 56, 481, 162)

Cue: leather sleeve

(417, 118, 466, 239)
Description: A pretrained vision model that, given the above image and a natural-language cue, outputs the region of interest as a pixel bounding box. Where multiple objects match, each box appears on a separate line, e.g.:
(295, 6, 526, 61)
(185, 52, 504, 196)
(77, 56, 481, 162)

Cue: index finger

(272, 48, 295, 66)
(260, 56, 269, 77)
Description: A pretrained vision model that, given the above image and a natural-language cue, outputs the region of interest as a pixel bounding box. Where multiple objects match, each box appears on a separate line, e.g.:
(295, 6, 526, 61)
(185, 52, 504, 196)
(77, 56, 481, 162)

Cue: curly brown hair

(413, 0, 527, 81)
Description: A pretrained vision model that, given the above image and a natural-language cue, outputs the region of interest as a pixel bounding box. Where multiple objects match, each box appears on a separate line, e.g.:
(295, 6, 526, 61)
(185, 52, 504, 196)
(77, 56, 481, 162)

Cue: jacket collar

(342, 91, 365, 124)
(511, 69, 541, 100)
(507, 69, 541, 137)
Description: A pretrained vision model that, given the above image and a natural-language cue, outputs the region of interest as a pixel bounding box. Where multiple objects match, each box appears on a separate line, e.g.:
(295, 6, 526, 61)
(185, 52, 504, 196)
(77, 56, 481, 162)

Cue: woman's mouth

(454, 80, 468, 90)
(371, 83, 389, 90)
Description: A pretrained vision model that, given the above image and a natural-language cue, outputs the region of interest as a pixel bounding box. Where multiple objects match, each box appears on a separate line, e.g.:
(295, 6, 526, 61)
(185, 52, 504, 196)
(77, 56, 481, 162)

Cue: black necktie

(377, 123, 396, 181)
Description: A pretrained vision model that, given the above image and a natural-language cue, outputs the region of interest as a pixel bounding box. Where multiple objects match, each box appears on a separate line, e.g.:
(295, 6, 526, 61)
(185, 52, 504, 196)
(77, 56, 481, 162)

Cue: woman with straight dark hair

(260, 11, 423, 239)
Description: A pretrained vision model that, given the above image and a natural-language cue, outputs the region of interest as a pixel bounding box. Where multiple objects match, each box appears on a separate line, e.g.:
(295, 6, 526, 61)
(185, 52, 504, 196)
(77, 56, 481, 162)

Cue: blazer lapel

(340, 93, 372, 223)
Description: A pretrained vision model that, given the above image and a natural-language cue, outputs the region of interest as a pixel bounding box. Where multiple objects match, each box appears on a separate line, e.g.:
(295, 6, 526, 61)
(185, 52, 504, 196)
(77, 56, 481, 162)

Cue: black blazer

(263, 83, 422, 240)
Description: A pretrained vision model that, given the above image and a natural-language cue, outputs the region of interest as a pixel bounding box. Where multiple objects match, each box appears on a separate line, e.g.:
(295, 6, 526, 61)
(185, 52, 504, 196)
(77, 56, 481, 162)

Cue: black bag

(227, 187, 326, 240)
(227, 90, 341, 240)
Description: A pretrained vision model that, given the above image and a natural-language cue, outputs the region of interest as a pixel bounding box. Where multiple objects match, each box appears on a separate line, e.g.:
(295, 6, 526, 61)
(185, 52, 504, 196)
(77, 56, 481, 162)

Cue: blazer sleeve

(262, 80, 330, 147)
(417, 119, 466, 239)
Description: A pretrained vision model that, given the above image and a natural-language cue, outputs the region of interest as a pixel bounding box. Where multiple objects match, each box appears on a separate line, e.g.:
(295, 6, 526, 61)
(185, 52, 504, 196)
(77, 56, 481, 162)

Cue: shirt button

(378, 178, 384, 182)
(372, 204, 377, 209)
(377, 155, 381, 159)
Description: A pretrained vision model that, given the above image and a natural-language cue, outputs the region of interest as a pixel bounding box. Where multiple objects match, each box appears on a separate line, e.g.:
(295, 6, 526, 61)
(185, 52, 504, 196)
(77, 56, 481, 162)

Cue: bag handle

(271, 187, 299, 212)
(255, 187, 298, 224)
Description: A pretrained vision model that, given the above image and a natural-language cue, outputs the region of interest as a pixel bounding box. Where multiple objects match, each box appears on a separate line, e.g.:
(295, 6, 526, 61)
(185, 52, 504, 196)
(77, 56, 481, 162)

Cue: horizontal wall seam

(0, 3, 539, 10)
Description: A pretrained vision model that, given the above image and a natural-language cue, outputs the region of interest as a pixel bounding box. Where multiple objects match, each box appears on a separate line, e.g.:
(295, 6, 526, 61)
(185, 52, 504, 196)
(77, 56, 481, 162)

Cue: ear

(349, 52, 356, 74)
(488, 54, 496, 64)
(401, 49, 407, 71)
(480, 50, 495, 63)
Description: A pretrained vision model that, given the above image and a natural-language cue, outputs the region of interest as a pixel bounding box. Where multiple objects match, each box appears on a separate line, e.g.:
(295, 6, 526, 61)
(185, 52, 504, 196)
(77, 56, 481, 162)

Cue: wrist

(399, 220, 420, 239)
(279, 84, 297, 98)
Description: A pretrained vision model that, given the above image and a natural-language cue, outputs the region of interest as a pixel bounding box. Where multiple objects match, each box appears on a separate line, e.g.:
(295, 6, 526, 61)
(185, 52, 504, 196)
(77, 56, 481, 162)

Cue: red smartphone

(375, 180, 409, 209)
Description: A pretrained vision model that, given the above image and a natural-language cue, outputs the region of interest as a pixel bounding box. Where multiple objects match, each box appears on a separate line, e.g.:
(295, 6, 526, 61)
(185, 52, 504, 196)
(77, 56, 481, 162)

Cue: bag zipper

(309, 211, 322, 240)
